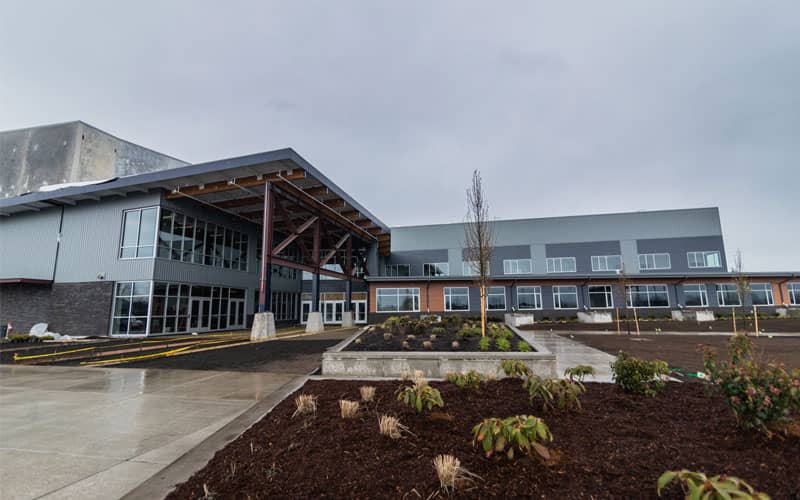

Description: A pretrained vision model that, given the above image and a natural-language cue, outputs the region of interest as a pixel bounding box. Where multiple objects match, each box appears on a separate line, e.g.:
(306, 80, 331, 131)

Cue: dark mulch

(346, 325, 529, 352)
(565, 334, 800, 373)
(522, 317, 800, 333)
(168, 380, 800, 499)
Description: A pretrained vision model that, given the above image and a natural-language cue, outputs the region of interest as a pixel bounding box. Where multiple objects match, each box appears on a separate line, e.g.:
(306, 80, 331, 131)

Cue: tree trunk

(480, 285, 487, 337)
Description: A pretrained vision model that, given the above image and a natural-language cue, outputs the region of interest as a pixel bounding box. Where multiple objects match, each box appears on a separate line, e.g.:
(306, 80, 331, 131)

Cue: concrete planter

(504, 313, 535, 327)
(577, 311, 612, 324)
(321, 325, 557, 379)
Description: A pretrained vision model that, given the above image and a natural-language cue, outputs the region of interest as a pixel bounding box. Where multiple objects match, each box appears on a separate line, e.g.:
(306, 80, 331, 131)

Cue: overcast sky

(1, 1, 798, 271)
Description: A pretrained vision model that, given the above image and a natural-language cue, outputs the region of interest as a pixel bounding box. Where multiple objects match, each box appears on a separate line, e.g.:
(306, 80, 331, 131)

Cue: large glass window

(154, 209, 248, 271)
(789, 283, 800, 305)
(683, 284, 708, 307)
(423, 263, 449, 276)
(546, 257, 576, 273)
(112, 281, 151, 335)
(487, 286, 506, 310)
(517, 286, 542, 310)
(553, 285, 578, 309)
(591, 255, 622, 272)
(503, 259, 532, 274)
(444, 287, 469, 311)
(687, 251, 721, 269)
(120, 207, 158, 258)
(588, 285, 614, 308)
(384, 264, 410, 277)
(376, 288, 420, 312)
(751, 283, 774, 306)
(627, 284, 670, 308)
(638, 253, 671, 270)
(716, 284, 741, 306)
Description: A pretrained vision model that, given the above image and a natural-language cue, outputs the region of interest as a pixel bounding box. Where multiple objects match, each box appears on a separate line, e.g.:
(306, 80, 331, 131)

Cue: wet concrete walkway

(0, 365, 297, 500)
(525, 331, 617, 382)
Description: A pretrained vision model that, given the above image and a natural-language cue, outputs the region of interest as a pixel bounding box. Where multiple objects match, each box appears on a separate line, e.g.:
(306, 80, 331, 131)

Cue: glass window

(463, 260, 489, 276)
(181, 216, 195, 262)
(487, 286, 506, 310)
(503, 259, 532, 274)
(553, 285, 578, 309)
(444, 287, 469, 311)
(591, 255, 622, 272)
(588, 285, 614, 308)
(751, 283, 774, 306)
(423, 263, 449, 276)
(376, 288, 420, 312)
(119, 207, 158, 258)
(546, 257, 576, 273)
(683, 284, 708, 307)
(111, 281, 151, 335)
(627, 284, 670, 308)
(716, 283, 741, 306)
(789, 283, 800, 306)
(638, 253, 671, 270)
(157, 210, 174, 259)
(384, 264, 410, 277)
(687, 251, 721, 269)
(517, 286, 542, 310)
(193, 221, 206, 264)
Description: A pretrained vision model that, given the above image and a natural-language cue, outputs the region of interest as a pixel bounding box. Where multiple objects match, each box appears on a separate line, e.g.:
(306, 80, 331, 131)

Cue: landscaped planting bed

(168, 376, 799, 499)
(522, 317, 800, 333)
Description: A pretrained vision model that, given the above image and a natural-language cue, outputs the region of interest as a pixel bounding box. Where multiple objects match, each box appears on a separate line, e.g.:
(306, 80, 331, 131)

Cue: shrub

(442, 314, 462, 330)
(611, 351, 669, 397)
(478, 336, 490, 351)
(422, 340, 433, 350)
(489, 324, 512, 340)
(546, 379, 585, 412)
(495, 337, 511, 351)
(657, 469, 769, 499)
(9, 334, 31, 343)
(397, 382, 444, 413)
(339, 400, 360, 419)
(383, 316, 402, 332)
(472, 415, 553, 460)
(401, 341, 410, 350)
(446, 370, 485, 390)
(703, 335, 800, 433)
(291, 394, 318, 418)
(501, 359, 531, 378)
(458, 326, 482, 339)
(406, 334, 416, 341)
(451, 340, 460, 350)
(383, 332, 393, 342)
(433, 455, 478, 493)
(359, 385, 376, 402)
(431, 326, 446, 336)
(564, 365, 596, 383)
(429, 334, 437, 342)
(378, 415, 409, 439)
(517, 341, 531, 352)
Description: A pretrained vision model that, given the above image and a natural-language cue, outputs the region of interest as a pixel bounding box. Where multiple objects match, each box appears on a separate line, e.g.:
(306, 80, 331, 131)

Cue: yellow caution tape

(79, 339, 232, 366)
(14, 346, 96, 361)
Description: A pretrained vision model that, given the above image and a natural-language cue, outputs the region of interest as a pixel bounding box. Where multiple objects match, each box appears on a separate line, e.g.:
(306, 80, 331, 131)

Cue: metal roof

(366, 271, 800, 282)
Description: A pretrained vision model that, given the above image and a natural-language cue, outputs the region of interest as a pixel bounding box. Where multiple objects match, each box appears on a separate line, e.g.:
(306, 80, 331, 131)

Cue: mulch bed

(346, 325, 528, 352)
(168, 379, 800, 499)
(522, 317, 800, 333)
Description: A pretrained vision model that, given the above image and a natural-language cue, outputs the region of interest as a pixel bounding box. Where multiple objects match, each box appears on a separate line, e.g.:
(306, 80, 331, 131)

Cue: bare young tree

(464, 170, 494, 337)
(731, 249, 751, 334)
(615, 264, 632, 335)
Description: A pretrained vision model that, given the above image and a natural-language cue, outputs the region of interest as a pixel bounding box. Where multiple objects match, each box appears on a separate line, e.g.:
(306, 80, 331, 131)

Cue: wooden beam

(214, 196, 262, 209)
(323, 198, 346, 209)
(304, 186, 329, 196)
(340, 210, 361, 220)
(271, 256, 365, 283)
(166, 170, 305, 199)
(320, 233, 350, 267)
(367, 227, 383, 235)
(273, 201, 314, 261)
(354, 219, 373, 228)
(272, 216, 319, 257)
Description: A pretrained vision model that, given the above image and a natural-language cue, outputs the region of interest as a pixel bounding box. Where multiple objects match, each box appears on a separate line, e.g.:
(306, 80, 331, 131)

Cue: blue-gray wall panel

(0, 208, 61, 280)
(545, 241, 621, 273)
(636, 236, 727, 273)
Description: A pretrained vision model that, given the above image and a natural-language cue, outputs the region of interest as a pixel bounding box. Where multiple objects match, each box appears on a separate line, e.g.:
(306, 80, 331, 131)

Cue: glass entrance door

(353, 300, 367, 324)
(229, 299, 245, 328)
(323, 301, 343, 324)
(189, 298, 211, 331)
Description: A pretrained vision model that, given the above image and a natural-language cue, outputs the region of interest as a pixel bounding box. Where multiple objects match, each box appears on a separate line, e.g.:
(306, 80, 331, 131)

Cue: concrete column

(306, 217, 324, 334)
(252, 181, 276, 341)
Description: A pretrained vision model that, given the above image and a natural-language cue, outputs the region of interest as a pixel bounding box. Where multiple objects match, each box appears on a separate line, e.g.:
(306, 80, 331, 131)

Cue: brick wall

(0, 283, 51, 333)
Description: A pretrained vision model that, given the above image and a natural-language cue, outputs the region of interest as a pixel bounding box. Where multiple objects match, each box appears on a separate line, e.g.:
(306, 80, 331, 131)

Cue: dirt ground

(167, 379, 799, 499)
(564, 333, 800, 372)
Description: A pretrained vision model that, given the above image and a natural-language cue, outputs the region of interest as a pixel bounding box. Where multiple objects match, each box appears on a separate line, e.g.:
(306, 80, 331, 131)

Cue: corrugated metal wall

(0, 209, 61, 280)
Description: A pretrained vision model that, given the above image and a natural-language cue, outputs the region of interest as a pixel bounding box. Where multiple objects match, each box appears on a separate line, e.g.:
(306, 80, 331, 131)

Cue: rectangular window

(119, 207, 158, 258)
(553, 285, 578, 309)
(444, 287, 469, 311)
(789, 283, 800, 305)
(638, 253, 671, 270)
(156, 209, 247, 271)
(687, 251, 721, 269)
(591, 255, 622, 272)
(751, 283, 774, 306)
(503, 259, 532, 274)
(546, 257, 576, 273)
(376, 288, 420, 312)
(423, 263, 449, 276)
(683, 284, 708, 307)
(384, 264, 410, 277)
(517, 286, 542, 310)
(588, 285, 614, 308)
(487, 286, 506, 310)
(462, 260, 489, 276)
(627, 284, 670, 308)
(716, 284, 741, 307)
(111, 281, 151, 335)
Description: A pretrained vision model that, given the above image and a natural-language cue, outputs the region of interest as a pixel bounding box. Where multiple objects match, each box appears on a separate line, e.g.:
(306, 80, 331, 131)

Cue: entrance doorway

(229, 299, 245, 328)
(189, 298, 211, 331)
(323, 301, 344, 324)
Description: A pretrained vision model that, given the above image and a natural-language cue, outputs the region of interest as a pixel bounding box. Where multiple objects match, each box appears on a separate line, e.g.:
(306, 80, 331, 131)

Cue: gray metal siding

(545, 241, 621, 273)
(0, 208, 61, 280)
(636, 236, 727, 273)
(381, 249, 449, 276)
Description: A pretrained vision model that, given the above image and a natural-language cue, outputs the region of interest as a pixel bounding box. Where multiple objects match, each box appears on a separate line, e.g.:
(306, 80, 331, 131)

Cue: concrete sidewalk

(524, 331, 617, 382)
(0, 365, 298, 500)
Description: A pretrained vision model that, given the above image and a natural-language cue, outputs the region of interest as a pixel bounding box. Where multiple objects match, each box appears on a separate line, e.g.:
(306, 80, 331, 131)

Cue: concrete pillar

(251, 312, 276, 341)
(305, 311, 324, 333)
(341, 311, 355, 327)
(258, 182, 273, 313)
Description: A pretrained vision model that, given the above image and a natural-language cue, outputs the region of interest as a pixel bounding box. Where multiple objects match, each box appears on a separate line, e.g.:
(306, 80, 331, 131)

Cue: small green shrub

(431, 326, 446, 336)
(564, 365, 596, 383)
(413, 321, 428, 335)
(442, 314, 462, 331)
(446, 370, 485, 390)
(472, 415, 553, 460)
(478, 336, 490, 351)
(9, 334, 32, 343)
(611, 351, 669, 397)
(517, 341, 531, 352)
(495, 337, 511, 351)
(383, 332, 392, 342)
(382, 316, 402, 332)
(501, 360, 531, 378)
(657, 469, 769, 499)
(396, 382, 444, 413)
(523, 376, 584, 412)
(488, 324, 512, 340)
(458, 326, 482, 339)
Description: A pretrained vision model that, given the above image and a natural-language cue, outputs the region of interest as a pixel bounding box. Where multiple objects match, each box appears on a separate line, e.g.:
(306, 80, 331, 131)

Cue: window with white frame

(627, 284, 669, 308)
(423, 263, 449, 277)
(553, 285, 579, 309)
(591, 255, 622, 272)
(638, 253, 671, 270)
(503, 259, 532, 274)
(444, 287, 469, 311)
(683, 284, 708, 307)
(462, 261, 489, 276)
(751, 283, 774, 306)
(546, 257, 576, 273)
(376, 288, 420, 312)
(687, 251, 721, 269)
(789, 283, 800, 305)
(588, 285, 614, 308)
(120, 207, 158, 258)
(516, 286, 542, 310)
(111, 281, 151, 335)
(716, 284, 741, 307)
(487, 286, 506, 310)
(384, 264, 410, 277)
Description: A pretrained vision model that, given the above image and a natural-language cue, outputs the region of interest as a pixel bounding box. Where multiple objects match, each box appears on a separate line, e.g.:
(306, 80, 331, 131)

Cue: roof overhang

(0, 278, 53, 285)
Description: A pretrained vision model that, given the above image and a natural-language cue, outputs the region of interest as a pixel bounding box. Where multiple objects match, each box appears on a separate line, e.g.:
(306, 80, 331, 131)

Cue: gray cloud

(1, 0, 798, 271)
